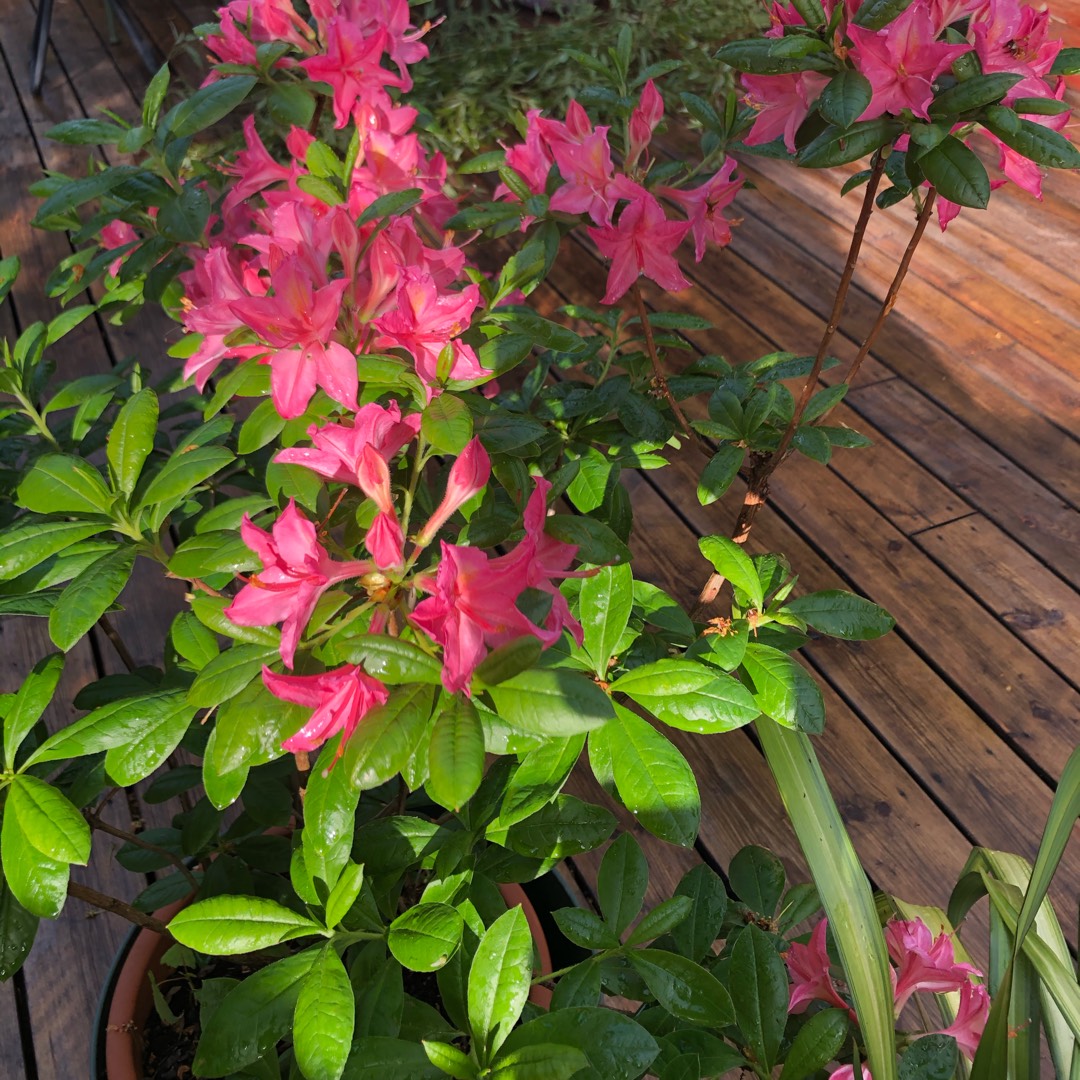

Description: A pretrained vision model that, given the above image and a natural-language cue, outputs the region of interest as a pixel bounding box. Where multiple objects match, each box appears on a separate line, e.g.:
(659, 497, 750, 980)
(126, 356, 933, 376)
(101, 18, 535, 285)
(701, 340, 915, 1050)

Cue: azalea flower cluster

(743, 0, 1071, 225)
(788, 916, 990, 1074)
(149, 0, 590, 757)
(497, 85, 743, 303)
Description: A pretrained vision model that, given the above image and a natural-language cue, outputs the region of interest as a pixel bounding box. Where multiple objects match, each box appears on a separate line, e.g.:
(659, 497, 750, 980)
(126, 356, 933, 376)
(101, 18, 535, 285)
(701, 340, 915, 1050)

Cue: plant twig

(97, 613, 138, 673)
(840, 188, 937, 389)
(86, 812, 200, 891)
(68, 881, 172, 936)
(693, 152, 887, 614)
(630, 281, 694, 440)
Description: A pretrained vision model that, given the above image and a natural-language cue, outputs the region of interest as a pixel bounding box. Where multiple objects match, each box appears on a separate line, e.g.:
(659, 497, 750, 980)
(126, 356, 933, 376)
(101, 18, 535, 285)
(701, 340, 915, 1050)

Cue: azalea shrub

(0, 0, 1078, 1079)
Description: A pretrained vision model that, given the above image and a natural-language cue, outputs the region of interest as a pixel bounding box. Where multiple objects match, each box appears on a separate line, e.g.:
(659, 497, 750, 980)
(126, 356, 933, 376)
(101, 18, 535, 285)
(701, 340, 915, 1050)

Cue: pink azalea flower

(886, 918, 981, 1012)
(416, 437, 491, 547)
(100, 219, 138, 278)
(274, 401, 420, 485)
(983, 85, 1070, 200)
(356, 444, 404, 569)
(973, 0, 1061, 97)
(300, 20, 401, 128)
(660, 158, 742, 262)
(222, 116, 298, 212)
(547, 119, 618, 225)
(498, 109, 554, 197)
(934, 979, 990, 1058)
(628, 79, 664, 167)
(848, 6, 972, 121)
(226, 501, 370, 668)
(374, 270, 486, 391)
(828, 1066, 873, 1080)
(229, 255, 359, 418)
(742, 72, 829, 153)
(263, 663, 390, 757)
(587, 193, 691, 305)
(785, 919, 851, 1014)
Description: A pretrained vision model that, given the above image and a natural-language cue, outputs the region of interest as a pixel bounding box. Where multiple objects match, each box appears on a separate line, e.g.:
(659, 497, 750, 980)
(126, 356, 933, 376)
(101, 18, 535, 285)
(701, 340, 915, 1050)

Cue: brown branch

(86, 812, 200, 891)
(68, 881, 172, 936)
(693, 153, 887, 614)
(97, 613, 138, 673)
(630, 282, 695, 441)
(840, 188, 937, 389)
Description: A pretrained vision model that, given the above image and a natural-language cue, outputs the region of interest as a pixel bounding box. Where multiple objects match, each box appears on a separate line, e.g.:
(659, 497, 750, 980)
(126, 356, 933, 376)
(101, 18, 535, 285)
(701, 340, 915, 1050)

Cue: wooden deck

(0, 0, 1077, 1074)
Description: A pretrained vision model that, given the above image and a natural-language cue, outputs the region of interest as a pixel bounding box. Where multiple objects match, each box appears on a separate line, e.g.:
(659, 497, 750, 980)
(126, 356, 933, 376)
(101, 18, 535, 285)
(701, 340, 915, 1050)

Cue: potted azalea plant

(1, 0, 1079, 1078)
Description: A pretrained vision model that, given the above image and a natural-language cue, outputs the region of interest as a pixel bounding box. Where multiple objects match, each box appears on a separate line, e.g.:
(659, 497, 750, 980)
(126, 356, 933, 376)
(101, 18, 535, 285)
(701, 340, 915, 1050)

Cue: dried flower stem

(67, 881, 172, 936)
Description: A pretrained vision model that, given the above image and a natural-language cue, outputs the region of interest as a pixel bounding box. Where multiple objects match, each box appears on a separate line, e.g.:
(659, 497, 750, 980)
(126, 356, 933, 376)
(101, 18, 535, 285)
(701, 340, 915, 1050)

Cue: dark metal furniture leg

(30, 0, 55, 95)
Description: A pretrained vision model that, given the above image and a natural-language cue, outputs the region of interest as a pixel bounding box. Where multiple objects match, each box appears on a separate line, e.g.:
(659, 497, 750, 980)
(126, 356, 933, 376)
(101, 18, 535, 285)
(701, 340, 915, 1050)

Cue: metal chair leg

(29, 0, 55, 95)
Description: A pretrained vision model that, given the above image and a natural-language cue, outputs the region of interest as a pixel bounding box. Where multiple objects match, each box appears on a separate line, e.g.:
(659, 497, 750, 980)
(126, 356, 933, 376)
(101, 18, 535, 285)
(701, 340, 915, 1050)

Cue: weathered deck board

(1, 0, 1077, 1073)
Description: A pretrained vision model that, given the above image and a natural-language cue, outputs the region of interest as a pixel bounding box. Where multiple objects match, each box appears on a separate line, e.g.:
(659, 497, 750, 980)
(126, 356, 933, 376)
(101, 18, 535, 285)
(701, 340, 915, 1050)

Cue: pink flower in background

(742, 72, 828, 154)
(848, 6, 972, 120)
(275, 401, 420, 484)
(301, 20, 401, 127)
(229, 255, 358, 417)
(264, 663, 389, 756)
(785, 919, 851, 1013)
(226, 501, 370, 668)
(660, 158, 742, 261)
(100, 219, 138, 277)
(416, 437, 491, 546)
(828, 1066, 873, 1080)
(588, 193, 691, 304)
(886, 918, 980, 1012)
(934, 980, 990, 1058)
(973, 0, 1061, 94)
(628, 79, 664, 166)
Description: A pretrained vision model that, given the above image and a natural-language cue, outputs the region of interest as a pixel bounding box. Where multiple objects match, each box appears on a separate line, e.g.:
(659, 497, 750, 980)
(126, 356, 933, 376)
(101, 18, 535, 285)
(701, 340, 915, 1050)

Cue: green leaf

(473, 636, 544, 688)
(304, 744, 361, 892)
(294, 945, 355, 1080)
(422, 395, 473, 454)
(579, 563, 633, 677)
(544, 515, 631, 566)
(344, 683, 434, 790)
(501, 795, 616, 859)
(730, 924, 788, 1072)
(468, 906, 533, 1062)
(626, 896, 693, 946)
(597, 833, 648, 937)
(32, 166, 140, 228)
(0, 808, 69, 918)
(488, 1044, 589, 1080)
(138, 445, 234, 508)
(389, 903, 465, 972)
(46, 304, 96, 344)
(104, 697, 195, 786)
(899, 1034, 958, 1079)
(169, 895, 323, 955)
(193, 948, 320, 1077)
(0, 519, 110, 581)
(629, 949, 734, 1027)
(0, 875, 39, 980)
(783, 590, 895, 640)
(698, 535, 763, 610)
(427, 697, 485, 811)
(671, 864, 728, 961)
(157, 184, 211, 242)
(610, 660, 760, 734)
(423, 1040, 478, 1079)
(929, 73, 1023, 117)
(48, 546, 135, 652)
(237, 398, 287, 455)
(730, 845, 786, 915)
(143, 62, 170, 127)
(588, 704, 700, 847)
(487, 668, 615, 736)
(780, 1008, 849, 1080)
(697, 445, 744, 507)
(167, 75, 256, 136)
(715, 37, 835, 75)
(740, 645, 825, 733)
(18, 455, 113, 515)
(756, 720, 897, 1080)
(1050, 46, 1080, 75)
(0, 255, 20, 305)
(919, 136, 991, 209)
(983, 110, 1080, 169)
(324, 862, 364, 929)
(797, 120, 901, 169)
(204, 678, 305, 778)
(552, 907, 620, 950)
(24, 688, 190, 767)
(4, 652, 64, 770)
(852, 0, 914, 28)
(187, 643, 276, 708)
(495, 735, 584, 828)
(8, 775, 91, 864)
(818, 70, 873, 129)
(335, 635, 443, 685)
(357, 188, 424, 227)
(107, 388, 158, 496)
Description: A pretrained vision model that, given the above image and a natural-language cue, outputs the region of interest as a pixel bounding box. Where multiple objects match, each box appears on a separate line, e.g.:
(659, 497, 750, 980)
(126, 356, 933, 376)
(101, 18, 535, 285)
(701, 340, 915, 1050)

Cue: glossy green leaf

(0, 519, 109, 582)
(852, 0, 914, 28)
(715, 37, 835, 75)
(496, 735, 584, 828)
(187, 643, 276, 708)
(422, 395, 473, 454)
(626, 896, 693, 946)
(104, 697, 194, 786)
(138, 445, 234, 508)
(730, 845, 786, 915)
(588, 704, 700, 847)
(107, 388, 159, 497)
(204, 678, 304, 780)
(818, 70, 873, 129)
(552, 907, 620, 950)
(670, 864, 728, 961)
(500, 794, 616, 860)
(797, 119, 901, 169)
(783, 590, 895, 640)
(170, 895, 323, 955)
(741, 645, 825, 733)
(427, 696, 485, 812)
(919, 136, 991, 208)
(0, 875, 39, 980)
(629, 948, 734, 1027)
(7, 775, 90, 863)
(0, 807, 69, 918)
(18, 455, 113, 515)
(168, 75, 256, 136)
(597, 833, 649, 937)
(423, 1040, 478, 1079)
(48, 546, 135, 652)
(294, 945, 355, 1080)
(304, 741, 361, 891)
(982, 113, 1080, 170)
(780, 1008, 849, 1080)
(389, 902, 465, 973)
(344, 683, 434, 790)
(697, 444, 744, 506)
(579, 564, 633, 677)
(929, 73, 1023, 117)
(488, 1043, 589, 1079)
(730, 924, 788, 1072)
(899, 1034, 958, 1079)
(487, 668, 614, 736)
(756, 720, 897, 1080)
(468, 906, 533, 1061)
(324, 862, 364, 929)
(698, 535, 763, 609)
(336, 635, 443, 685)
(3, 652, 64, 770)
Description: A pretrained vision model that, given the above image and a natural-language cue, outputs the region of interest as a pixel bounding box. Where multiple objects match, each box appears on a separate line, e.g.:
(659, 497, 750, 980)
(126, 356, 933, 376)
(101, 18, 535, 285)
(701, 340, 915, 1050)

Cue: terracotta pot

(94, 882, 554, 1079)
